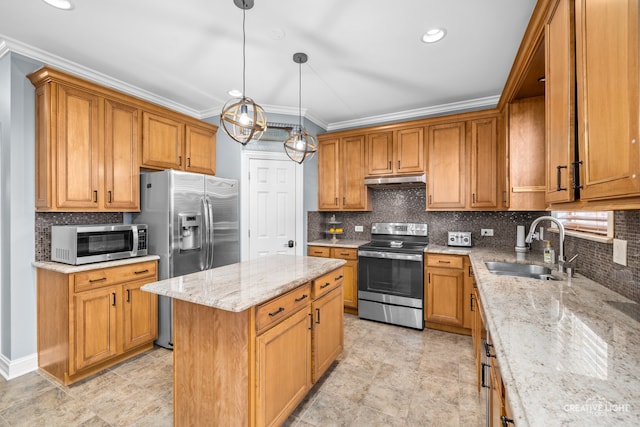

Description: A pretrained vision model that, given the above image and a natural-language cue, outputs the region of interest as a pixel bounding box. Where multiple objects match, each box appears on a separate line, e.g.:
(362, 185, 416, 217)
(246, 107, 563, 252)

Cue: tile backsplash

(308, 187, 640, 304)
(35, 212, 124, 261)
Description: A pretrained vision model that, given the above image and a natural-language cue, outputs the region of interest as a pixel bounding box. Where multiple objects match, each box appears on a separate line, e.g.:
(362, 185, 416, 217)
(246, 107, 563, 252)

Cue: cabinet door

(462, 261, 474, 330)
(366, 131, 394, 176)
(256, 307, 312, 427)
(185, 124, 216, 175)
(312, 286, 344, 382)
(56, 84, 101, 209)
(104, 99, 139, 210)
(425, 267, 464, 326)
(545, 0, 577, 203)
(395, 127, 424, 175)
(427, 122, 467, 209)
(122, 281, 158, 351)
(576, 0, 640, 200)
(470, 118, 498, 208)
(141, 111, 185, 170)
(317, 138, 340, 210)
(341, 260, 358, 310)
(341, 135, 369, 210)
(73, 286, 118, 372)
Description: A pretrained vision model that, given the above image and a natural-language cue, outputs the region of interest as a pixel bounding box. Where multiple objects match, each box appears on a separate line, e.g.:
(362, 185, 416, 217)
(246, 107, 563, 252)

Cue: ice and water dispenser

(178, 213, 202, 251)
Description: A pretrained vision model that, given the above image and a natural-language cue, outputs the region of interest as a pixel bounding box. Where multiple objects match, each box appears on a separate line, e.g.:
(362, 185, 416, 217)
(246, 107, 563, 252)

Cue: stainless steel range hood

(364, 174, 426, 188)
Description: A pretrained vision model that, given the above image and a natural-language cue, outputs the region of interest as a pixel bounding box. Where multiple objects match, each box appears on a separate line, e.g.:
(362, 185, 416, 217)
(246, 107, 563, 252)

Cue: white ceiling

(0, 0, 537, 131)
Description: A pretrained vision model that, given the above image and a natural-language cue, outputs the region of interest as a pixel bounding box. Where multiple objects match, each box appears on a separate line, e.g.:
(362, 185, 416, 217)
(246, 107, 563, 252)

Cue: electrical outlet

(613, 238, 627, 266)
(355, 225, 364, 232)
(481, 228, 494, 236)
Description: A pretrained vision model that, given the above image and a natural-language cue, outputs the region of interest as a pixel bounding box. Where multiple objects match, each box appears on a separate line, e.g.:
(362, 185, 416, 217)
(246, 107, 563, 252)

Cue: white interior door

(242, 151, 302, 259)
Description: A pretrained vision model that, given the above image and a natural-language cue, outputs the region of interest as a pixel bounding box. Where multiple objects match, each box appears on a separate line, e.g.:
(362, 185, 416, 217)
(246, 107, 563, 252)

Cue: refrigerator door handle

(207, 198, 215, 269)
(201, 197, 210, 270)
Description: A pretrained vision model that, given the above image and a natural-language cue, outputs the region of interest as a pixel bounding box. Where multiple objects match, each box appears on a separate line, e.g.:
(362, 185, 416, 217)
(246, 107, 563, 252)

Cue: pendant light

(284, 52, 317, 164)
(221, 0, 266, 145)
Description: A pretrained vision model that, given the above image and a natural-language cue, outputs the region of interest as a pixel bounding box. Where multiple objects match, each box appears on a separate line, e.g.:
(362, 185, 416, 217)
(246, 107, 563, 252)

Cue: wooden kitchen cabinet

(472, 287, 486, 392)
(426, 112, 501, 210)
(575, 0, 640, 201)
(366, 127, 424, 177)
(462, 259, 474, 330)
(317, 135, 370, 211)
(425, 254, 465, 329)
(140, 112, 217, 175)
(311, 283, 344, 382)
(36, 259, 158, 385)
(307, 245, 358, 313)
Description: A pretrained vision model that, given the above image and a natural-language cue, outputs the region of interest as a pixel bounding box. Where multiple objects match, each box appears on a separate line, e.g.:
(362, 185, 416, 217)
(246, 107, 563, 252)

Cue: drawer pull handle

(335, 275, 344, 280)
(295, 294, 308, 302)
(481, 362, 490, 389)
(93, 190, 98, 202)
(89, 277, 107, 283)
(315, 308, 321, 324)
(268, 307, 285, 317)
(126, 289, 131, 302)
(308, 313, 313, 330)
(320, 282, 331, 289)
(438, 260, 451, 264)
(134, 269, 149, 275)
(108, 191, 112, 203)
(112, 292, 116, 306)
(501, 416, 515, 426)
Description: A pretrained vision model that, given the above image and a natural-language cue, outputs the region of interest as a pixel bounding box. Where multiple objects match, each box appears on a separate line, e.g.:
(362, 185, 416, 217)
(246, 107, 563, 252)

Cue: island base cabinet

(312, 285, 344, 382)
(256, 307, 312, 427)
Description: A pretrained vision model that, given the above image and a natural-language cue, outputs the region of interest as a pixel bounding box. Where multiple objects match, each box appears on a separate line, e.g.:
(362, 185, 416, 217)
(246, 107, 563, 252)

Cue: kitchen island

(141, 254, 346, 427)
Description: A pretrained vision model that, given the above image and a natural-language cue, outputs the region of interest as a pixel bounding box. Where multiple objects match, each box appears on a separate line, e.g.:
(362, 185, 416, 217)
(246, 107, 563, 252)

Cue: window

(550, 211, 614, 243)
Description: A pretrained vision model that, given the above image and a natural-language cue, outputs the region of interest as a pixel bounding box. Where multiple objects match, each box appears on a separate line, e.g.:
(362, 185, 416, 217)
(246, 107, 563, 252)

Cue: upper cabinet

(426, 112, 502, 210)
(575, 0, 640, 201)
(29, 67, 217, 212)
(366, 127, 424, 177)
(317, 135, 370, 211)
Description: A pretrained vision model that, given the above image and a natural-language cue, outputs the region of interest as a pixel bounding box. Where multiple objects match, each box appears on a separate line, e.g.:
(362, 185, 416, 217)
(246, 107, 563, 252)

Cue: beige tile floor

(0, 314, 485, 426)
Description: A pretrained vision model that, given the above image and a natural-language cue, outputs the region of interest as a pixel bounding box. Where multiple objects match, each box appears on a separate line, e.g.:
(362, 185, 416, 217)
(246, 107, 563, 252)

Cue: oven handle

(358, 250, 423, 262)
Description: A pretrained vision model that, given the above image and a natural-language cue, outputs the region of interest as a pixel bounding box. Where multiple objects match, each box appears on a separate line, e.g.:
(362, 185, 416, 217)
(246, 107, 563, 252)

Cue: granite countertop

(456, 247, 640, 426)
(308, 239, 370, 248)
(141, 255, 346, 312)
(32, 255, 160, 273)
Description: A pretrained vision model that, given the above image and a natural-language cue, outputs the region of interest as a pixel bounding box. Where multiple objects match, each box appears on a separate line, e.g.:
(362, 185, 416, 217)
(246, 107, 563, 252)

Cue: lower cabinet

(425, 254, 465, 330)
(312, 284, 344, 382)
(36, 260, 158, 385)
(308, 245, 358, 313)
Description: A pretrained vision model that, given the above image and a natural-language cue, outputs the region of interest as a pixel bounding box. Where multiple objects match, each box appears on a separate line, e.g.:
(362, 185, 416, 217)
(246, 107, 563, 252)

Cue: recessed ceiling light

(422, 28, 447, 43)
(41, 0, 74, 10)
(228, 89, 243, 97)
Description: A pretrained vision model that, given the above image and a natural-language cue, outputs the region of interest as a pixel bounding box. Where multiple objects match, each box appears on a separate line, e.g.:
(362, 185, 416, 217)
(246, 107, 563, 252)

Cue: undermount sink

(484, 261, 558, 281)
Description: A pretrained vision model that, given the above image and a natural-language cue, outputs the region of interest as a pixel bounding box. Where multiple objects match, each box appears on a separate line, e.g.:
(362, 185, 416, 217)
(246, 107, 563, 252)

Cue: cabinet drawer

(427, 254, 463, 269)
(256, 283, 311, 334)
(74, 261, 157, 292)
(308, 246, 330, 257)
(312, 268, 344, 299)
(330, 247, 357, 260)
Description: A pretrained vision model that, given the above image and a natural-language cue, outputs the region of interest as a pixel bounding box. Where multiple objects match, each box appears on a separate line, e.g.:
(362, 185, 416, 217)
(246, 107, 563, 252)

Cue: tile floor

(0, 314, 485, 426)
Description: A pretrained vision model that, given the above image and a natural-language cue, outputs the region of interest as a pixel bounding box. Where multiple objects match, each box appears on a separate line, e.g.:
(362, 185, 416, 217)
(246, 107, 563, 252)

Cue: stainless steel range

(358, 223, 428, 330)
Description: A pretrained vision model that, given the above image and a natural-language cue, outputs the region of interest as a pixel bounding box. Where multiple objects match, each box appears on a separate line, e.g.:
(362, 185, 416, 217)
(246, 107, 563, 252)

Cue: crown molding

(0, 35, 203, 119)
(325, 95, 501, 132)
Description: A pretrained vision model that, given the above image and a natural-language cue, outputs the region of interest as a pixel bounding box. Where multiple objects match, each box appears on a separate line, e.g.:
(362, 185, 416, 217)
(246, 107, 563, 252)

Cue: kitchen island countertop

(427, 246, 640, 426)
(141, 254, 346, 312)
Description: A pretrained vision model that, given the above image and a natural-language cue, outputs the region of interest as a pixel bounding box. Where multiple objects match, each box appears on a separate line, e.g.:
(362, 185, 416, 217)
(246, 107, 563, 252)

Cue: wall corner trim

(0, 352, 38, 381)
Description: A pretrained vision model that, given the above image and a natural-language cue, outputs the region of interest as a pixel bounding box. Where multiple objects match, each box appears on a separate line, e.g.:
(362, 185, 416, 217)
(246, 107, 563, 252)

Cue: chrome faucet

(525, 215, 566, 273)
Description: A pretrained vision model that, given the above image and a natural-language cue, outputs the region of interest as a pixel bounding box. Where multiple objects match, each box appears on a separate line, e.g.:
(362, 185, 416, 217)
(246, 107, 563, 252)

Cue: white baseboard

(0, 352, 38, 380)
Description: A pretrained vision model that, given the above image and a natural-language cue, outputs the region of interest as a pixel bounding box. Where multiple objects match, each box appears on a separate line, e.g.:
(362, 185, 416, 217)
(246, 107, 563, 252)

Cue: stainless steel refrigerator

(133, 169, 239, 348)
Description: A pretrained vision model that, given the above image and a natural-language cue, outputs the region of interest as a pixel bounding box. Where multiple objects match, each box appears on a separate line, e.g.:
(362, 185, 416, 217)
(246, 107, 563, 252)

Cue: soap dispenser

(543, 240, 555, 264)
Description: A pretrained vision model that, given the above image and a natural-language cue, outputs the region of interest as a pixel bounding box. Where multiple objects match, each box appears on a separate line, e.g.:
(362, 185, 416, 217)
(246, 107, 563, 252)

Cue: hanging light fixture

(284, 52, 317, 164)
(221, 0, 266, 145)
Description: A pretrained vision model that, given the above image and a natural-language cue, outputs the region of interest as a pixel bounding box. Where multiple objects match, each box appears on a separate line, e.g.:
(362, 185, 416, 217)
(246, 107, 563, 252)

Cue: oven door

(75, 225, 140, 264)
(358, 250, 424, 306)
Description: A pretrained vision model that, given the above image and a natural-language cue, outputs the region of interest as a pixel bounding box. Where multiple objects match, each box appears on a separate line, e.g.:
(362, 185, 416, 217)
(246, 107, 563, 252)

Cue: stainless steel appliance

(51, 224, 148, 265)
(357, 222, 428, 330)
(133, 170, 239, 348)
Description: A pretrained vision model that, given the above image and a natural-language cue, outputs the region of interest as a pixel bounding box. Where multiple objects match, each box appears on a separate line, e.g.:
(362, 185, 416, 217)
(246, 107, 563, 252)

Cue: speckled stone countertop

(427, 245, 640, 425)
(307, 239, 370, 248)
(32, 255, 160, 273)
(141, 255, 346, 312)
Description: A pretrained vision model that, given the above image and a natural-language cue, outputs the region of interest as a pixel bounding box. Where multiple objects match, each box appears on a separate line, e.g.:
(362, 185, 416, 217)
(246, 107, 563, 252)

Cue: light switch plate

(613, 238, 627, 266)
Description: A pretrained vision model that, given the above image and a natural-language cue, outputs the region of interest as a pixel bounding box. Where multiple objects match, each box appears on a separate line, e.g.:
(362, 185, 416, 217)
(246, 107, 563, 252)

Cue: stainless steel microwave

(51, 224, 148, 265)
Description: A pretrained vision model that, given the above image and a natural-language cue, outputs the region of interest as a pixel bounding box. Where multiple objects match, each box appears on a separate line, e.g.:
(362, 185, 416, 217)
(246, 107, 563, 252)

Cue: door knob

(287, 240, 294, 248)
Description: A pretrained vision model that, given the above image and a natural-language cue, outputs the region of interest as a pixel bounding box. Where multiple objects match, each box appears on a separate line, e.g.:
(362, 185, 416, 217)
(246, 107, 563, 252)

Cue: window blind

(552, 211, 612, 236)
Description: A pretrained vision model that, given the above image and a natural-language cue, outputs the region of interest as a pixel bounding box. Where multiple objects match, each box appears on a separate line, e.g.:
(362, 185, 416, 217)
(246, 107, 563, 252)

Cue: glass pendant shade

(285, 52, 317, 164)
(284, 128, 318, 164)
(221, 96, 266, 145)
